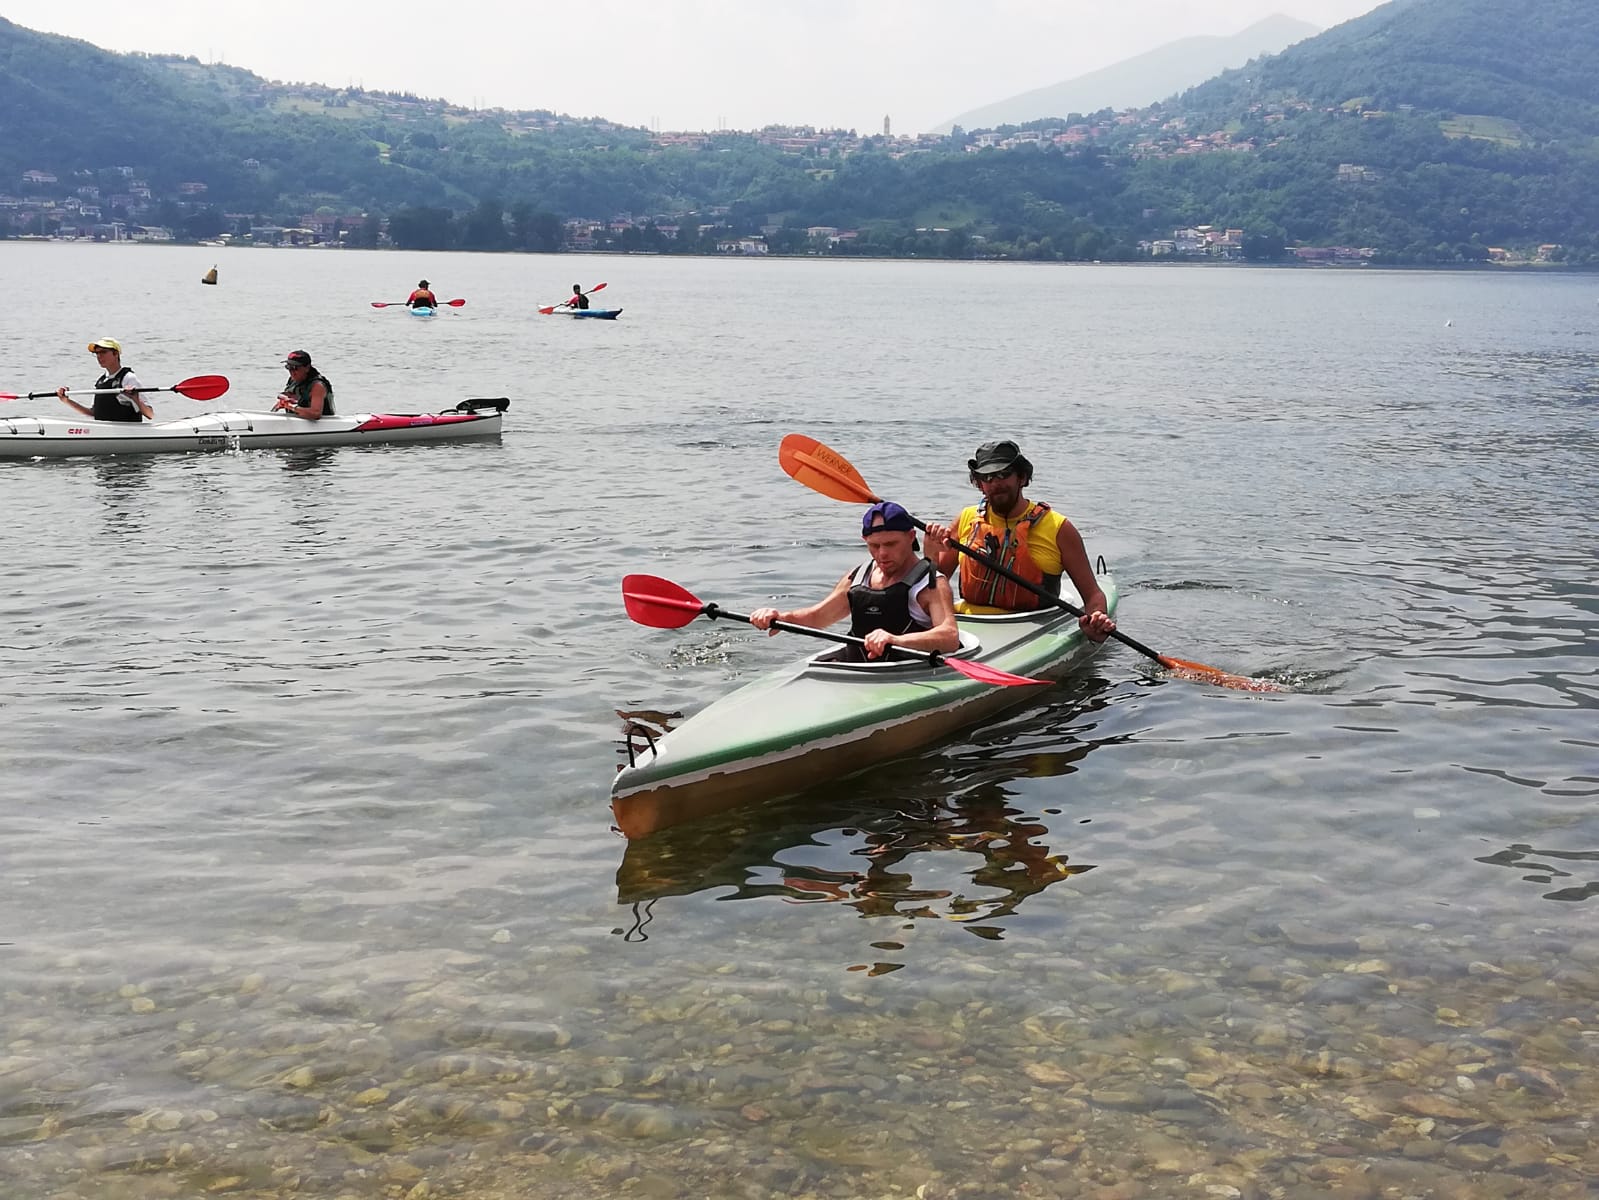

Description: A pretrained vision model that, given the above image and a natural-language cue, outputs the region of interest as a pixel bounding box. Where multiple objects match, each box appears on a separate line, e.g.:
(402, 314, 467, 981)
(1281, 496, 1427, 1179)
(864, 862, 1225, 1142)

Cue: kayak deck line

(612, 577, 1117, 839)
(0, 398, 509, 459)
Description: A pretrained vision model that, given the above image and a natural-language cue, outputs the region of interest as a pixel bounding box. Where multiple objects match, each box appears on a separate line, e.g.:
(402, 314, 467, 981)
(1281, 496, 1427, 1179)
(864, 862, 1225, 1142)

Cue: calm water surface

(1, 244, 1596, 1198)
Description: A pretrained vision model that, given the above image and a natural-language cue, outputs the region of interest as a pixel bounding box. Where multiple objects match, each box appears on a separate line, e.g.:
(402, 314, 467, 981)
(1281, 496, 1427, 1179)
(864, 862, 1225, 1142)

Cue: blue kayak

(409, 306, 436, 318)
(558, 308, 623, 320)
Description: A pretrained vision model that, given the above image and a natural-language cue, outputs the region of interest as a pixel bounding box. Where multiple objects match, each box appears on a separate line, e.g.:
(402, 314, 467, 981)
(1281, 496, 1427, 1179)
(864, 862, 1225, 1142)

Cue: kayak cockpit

(803, 629, 984, 675)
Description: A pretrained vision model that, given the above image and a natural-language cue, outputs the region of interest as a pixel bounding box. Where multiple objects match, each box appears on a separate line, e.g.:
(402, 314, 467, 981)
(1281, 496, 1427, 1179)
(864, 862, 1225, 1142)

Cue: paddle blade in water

(938, 655, 1048, 688)
(779, 434, 881, 504)
(623, 574, 708, 628)
(1158, 654, 1285, 693)
(173, 375, 230, 401)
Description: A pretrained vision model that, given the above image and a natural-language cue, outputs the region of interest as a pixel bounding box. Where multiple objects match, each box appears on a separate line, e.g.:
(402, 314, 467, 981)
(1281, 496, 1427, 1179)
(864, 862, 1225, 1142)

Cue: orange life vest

(958, 500, 1058, 610)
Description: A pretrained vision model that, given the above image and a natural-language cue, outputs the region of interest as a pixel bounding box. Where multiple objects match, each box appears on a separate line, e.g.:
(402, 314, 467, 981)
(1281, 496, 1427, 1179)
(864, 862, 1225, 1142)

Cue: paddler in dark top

(272, 349, 335, 420)
(57, 338, 152, 422)
(407, 280, 437, 309)
(750, 501, 959, 662)
(565, 284, 590, 310)
(925, 438, 1116, 641)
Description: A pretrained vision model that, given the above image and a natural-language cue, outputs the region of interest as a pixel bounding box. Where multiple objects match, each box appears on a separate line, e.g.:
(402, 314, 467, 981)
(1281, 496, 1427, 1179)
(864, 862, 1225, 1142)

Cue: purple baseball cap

(862, 500, 916, 534)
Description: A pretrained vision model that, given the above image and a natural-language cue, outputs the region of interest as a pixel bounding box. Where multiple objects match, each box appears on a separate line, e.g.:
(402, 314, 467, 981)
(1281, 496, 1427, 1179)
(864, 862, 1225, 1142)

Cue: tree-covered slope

(4, 2, 1599, 263)
(1179, 0, 1599, 137)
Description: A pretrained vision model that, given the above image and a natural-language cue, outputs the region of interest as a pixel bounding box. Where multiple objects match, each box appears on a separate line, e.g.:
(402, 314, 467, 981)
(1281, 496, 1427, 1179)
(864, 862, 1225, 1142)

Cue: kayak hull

(409, 306, 437, 317)
(611, 580, 1116, 839)
(558, 308, 622, 320)
(0, 400, 508, 459)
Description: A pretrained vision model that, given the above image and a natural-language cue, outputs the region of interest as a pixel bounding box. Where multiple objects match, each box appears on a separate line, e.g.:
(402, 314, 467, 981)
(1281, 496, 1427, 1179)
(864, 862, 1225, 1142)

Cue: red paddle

(371, 298, 467, 308)
(1, 374, 230, 402)
(539, 282, 607, 315)
(622, 574, 1046, 688)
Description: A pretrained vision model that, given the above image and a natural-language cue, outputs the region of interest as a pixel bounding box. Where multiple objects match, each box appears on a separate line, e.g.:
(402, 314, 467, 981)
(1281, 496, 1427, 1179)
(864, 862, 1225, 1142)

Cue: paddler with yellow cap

(57, 338, 152, 421)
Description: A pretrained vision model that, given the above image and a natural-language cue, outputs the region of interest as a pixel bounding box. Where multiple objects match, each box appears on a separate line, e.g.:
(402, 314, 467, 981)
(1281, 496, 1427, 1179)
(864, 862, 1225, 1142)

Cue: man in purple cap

(925, 438, 1115, 640)
(750, 500, 959, 662)
(272, 350, 335, 420)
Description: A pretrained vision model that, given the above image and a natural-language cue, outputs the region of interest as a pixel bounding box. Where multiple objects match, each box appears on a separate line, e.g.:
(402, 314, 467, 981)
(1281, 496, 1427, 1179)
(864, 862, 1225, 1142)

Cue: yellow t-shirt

(953, 503, 1066, 615)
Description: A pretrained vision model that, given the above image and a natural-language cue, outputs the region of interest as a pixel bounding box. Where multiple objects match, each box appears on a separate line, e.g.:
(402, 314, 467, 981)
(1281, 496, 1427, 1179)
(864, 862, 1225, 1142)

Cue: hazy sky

(2, 0, 1389, 133)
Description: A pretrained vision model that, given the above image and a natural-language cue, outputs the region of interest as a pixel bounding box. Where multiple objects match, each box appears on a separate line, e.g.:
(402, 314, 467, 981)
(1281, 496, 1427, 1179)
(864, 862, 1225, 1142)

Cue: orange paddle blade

(1158, 655, 1285, 693)
(778, 434, 881, 505)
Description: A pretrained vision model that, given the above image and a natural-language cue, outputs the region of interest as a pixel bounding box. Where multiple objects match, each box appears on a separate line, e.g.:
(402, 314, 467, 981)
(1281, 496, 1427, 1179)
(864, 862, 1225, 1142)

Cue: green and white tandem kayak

(612, 574, 1117, 839)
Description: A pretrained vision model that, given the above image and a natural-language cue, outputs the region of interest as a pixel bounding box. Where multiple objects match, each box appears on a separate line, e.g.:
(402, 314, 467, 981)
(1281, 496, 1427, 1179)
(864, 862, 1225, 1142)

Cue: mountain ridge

(935, 15, 1320, 134)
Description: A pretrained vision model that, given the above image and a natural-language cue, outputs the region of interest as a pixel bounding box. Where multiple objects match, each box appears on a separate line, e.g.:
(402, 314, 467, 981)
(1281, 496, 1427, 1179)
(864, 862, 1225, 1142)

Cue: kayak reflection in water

(613, 786, 1097, 944)
(749, 500, 960, 663)
(777, 804, 1091, 926)
(272, 349, 335, 420)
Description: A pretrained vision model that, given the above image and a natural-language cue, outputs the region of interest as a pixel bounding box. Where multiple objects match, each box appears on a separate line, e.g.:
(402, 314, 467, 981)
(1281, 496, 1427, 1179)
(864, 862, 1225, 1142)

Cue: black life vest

(844, 557, 934, 661)
(284, 369, 335, 415)
(92, 367, 141, 422)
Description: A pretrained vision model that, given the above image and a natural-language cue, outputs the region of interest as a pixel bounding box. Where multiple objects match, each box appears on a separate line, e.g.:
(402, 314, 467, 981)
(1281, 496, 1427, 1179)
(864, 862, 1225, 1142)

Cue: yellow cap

(88, 338, 123, 353)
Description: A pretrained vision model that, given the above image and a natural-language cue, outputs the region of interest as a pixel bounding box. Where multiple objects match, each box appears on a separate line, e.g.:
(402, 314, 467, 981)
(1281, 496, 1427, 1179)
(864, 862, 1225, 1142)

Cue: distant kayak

(409, 306, 437, 318)
(1, 399, 508, 459)
(549, 308, 623, 320)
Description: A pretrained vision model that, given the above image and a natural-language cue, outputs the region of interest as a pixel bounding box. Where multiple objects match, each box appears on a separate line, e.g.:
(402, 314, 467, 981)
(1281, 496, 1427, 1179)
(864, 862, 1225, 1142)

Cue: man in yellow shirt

(925, 439, 1116, 641)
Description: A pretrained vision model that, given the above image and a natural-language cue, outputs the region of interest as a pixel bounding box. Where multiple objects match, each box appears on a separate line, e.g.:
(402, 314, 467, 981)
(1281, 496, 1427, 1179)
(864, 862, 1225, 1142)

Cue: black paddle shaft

(914, 517, 1168, 666)
(702, 603, 950, 667)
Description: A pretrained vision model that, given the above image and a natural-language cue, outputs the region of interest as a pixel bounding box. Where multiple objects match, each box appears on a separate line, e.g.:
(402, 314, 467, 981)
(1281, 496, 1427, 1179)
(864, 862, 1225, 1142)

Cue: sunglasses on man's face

(976, 468, 1016, 483)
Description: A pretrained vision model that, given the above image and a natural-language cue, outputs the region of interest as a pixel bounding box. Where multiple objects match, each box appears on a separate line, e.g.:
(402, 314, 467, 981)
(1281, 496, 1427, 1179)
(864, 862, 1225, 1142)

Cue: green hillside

(3, 1, 1599, 263)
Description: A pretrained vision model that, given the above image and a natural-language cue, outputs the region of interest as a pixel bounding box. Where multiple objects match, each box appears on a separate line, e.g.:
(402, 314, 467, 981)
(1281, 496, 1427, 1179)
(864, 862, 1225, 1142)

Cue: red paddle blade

(590, 282, 607, 293)
(623, 574, 709, 628)
(538, 304, 558, 314)
(1158, 654, 1285, 693)
(778, 434, 882, 505)
(940, 655, 1048, 687)
(446, 298, 466, 307)
(173, 375, 230, 401)
(0, 392, 23, 401)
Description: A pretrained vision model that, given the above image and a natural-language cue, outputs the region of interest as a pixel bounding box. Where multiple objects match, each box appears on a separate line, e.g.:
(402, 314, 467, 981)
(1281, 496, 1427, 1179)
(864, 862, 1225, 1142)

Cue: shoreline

(4, 239, 1594, 273)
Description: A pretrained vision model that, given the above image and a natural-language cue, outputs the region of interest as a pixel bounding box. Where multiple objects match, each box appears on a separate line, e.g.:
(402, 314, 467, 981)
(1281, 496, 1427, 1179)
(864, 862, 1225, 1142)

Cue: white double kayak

(0, 398, 508, 459)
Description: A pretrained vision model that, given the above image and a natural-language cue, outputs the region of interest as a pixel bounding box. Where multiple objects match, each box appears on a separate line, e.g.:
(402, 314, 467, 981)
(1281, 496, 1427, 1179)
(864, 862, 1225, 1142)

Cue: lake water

(1, 243, 1595, 1198)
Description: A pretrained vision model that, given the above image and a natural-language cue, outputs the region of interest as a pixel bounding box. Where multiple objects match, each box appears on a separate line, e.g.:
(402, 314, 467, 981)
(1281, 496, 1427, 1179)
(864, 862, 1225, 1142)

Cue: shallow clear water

(1, 244, 1596, 1197)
